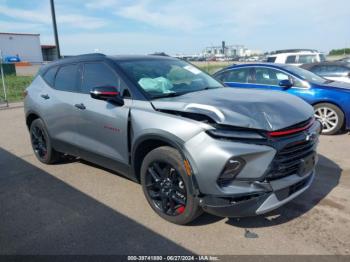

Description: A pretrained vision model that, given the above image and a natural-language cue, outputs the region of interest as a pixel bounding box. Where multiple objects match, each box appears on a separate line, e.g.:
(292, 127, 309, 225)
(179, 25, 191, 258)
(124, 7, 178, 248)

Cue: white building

(0, 32, 43, 63)
(202, 43, 246, 58)
(202, 42, 263, 58)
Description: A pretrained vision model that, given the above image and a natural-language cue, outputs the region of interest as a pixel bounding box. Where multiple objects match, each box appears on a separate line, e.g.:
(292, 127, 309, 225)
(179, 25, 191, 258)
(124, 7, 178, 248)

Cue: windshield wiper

(152, 92, 185, 99)
(324, 79, 334, 84)
(203, 86, 221, 90)
(152, 87, 222, 99)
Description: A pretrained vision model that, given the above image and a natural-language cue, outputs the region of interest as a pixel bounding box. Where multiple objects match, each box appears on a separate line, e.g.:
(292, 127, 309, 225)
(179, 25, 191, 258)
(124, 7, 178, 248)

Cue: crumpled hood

(152, 88, 314, 131)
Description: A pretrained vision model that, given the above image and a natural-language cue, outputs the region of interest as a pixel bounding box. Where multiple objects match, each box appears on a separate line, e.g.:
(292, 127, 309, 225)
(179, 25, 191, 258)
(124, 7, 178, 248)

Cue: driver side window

(82, 62, 131, 98)
(254, 67, 289, 86)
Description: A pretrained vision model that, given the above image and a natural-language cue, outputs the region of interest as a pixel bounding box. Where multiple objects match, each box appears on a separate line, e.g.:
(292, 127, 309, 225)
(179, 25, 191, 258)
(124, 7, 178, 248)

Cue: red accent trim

(268, 119, 314, 137)
(177, 206, 185, 214)
(100, 91, 119, 95)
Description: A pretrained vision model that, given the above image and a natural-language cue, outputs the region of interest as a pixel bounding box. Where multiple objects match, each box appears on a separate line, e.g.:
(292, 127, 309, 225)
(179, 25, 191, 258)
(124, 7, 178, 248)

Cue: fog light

(217, 157, 245, 186)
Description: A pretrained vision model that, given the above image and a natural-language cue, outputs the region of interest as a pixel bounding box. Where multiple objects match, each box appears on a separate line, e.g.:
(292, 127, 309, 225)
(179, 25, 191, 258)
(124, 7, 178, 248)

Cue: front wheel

(140, 146, 202, 225)
(314, 103, 344, 135)
(30, 118, 62, 164)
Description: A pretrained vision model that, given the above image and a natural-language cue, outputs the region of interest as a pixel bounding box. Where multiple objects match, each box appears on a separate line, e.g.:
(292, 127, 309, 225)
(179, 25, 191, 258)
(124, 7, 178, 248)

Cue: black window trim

(42, 65, 59, 88)
(81, 60, 133, 98)
(53, 62, 81, 93)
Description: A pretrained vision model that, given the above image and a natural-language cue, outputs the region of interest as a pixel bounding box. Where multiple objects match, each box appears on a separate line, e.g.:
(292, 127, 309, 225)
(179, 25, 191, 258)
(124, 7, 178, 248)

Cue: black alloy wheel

(31, 125, 48, 160)
(145, 161, 187, 216)
(29, 118, 61, 164)
(140, 146, 202, 224)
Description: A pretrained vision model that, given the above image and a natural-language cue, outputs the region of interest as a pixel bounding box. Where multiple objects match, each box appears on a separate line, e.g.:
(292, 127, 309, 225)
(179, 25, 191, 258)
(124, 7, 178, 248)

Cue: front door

(74, 61, 131, 171)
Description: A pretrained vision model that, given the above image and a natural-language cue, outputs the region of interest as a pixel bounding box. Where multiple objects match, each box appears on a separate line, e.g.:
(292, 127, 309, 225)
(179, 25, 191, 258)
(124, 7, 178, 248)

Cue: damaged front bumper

(199, 170, 315, 217)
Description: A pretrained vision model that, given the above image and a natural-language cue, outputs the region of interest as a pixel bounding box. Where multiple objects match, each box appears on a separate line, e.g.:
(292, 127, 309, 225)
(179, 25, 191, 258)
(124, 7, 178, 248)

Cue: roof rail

(73, 53, 106, 57)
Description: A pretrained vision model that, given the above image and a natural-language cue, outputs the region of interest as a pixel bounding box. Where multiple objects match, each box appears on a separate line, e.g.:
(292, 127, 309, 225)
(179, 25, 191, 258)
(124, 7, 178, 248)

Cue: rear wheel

(30, 118, 62, 164)
(141, 146, 202, 225)
(314, 103, 344, 135)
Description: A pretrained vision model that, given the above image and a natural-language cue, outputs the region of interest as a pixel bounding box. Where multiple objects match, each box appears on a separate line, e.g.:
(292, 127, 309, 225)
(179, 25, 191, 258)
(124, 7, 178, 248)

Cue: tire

(29, 118, 62, 164)
(314, 103, 344, 135)
(140, 146, 202, 225)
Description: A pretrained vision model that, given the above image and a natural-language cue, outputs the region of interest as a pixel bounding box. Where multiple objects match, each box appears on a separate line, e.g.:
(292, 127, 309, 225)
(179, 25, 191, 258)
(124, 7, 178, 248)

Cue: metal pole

(50, 0, 61, 59)
(0, 50, 8, 107)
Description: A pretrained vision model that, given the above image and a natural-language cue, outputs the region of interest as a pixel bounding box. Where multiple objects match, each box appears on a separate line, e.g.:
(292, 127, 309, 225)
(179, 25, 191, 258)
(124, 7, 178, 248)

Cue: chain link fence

(0, 63, 34, 107)
(0, 62, 8, 108)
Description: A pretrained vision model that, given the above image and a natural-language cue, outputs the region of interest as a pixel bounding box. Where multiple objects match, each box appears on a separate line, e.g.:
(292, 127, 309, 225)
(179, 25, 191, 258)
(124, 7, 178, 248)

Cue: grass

(0, 75, 34, 102)
(193, 61, 233, 74)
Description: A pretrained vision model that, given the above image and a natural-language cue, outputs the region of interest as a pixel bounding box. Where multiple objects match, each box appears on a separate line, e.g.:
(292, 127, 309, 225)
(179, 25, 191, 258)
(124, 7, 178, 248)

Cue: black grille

(266, 138, 316, 181)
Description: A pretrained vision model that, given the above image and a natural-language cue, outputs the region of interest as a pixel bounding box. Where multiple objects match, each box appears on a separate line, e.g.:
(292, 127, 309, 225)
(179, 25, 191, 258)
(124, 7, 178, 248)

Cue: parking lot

(1, 106, 350, 255)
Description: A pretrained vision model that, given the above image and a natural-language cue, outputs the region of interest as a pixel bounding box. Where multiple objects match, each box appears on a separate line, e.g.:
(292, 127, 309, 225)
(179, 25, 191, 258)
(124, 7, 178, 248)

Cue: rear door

(216, 67, 254, 88)
(43, 63, 82, 155)
(75, 61, 132, 168)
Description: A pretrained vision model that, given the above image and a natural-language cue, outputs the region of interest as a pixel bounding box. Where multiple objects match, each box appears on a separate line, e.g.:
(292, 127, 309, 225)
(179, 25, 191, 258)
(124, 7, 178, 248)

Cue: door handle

(74, 103, 86, 110)
(40, 94, 50, 100)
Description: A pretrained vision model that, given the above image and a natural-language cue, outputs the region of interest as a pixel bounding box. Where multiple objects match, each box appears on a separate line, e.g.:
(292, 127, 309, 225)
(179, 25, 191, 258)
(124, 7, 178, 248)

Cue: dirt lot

(0, 106, 350, 255)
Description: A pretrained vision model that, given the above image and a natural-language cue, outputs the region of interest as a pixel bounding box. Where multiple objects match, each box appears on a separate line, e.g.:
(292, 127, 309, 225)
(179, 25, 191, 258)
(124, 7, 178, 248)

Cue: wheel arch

(26, 111, 42, 130)
(131, 132, 200, 195)
(312, 100, 347, 128)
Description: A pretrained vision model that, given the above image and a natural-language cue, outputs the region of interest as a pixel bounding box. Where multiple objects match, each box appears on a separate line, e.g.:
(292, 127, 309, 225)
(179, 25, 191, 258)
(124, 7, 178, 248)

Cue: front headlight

(206, 129, 265, 140)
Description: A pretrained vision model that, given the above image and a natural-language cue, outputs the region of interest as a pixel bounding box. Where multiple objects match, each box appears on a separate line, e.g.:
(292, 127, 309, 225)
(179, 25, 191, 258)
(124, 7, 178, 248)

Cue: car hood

(151, 88, 314, 131)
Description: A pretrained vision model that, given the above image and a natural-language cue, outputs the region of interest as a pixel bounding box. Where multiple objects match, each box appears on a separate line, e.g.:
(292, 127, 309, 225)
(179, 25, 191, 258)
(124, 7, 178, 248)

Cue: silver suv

(24, 54, 321, 224)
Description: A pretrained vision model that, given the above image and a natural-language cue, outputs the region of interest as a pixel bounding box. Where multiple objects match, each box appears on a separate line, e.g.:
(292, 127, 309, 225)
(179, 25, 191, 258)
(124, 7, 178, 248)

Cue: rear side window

(218, 68, 251, 83)
(286, 55, 296, 64)
(43, 66, 58, 86)
(82, 63, 119, 93)
(311, 65, 349, 76)
(54, 64, 79, 92)
(298, 55, 317, 64)
(267, 57, 276, 63)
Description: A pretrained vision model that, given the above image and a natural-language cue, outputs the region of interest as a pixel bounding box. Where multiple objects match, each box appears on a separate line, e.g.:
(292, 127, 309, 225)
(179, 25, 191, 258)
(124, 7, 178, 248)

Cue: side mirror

(279, 79, 293, 89)
(348, 72, 350, 78)
(90, 86, 124, 106)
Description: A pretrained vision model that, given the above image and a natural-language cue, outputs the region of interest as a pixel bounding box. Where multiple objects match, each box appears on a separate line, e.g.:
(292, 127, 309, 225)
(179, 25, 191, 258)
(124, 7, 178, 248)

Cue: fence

(0, 63, 9, 108)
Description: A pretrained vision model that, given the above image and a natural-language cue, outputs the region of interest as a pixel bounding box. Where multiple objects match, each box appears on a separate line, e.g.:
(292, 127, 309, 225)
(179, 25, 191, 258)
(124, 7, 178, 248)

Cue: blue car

(214, 63, 350, 135)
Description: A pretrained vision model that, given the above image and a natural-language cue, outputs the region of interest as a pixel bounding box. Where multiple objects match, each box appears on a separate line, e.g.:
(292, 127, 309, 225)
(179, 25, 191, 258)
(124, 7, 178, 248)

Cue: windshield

(118, 58, 223, 98)
(284, 65, 327, 83)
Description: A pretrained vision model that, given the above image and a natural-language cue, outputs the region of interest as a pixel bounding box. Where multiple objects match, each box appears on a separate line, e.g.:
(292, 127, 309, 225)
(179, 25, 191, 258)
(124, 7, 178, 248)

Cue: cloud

(57, 14, 108, 30)
(0, 20, 45, 32)
(0, 4, 49, 24)
(0, 4, 108, 30)
(1, 0, 350, 53)
(115, 2, 202, 31)
(85, 0, 117, 10)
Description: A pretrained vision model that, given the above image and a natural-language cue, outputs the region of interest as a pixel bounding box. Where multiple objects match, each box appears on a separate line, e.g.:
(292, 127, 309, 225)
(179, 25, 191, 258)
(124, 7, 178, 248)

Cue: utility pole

(50, 0, 61, 59)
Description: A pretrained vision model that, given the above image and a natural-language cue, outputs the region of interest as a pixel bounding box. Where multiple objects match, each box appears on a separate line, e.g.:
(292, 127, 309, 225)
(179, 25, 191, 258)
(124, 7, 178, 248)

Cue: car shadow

(0, 147, 193, 255)
(191, 154, 342, 227)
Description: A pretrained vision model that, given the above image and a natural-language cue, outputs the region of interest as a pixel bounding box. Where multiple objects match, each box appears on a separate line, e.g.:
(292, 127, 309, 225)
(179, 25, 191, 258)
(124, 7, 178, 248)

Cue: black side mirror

(279, 79, 293, 89)
(90, 86, 124, 106)
(348, 72, 350, 78)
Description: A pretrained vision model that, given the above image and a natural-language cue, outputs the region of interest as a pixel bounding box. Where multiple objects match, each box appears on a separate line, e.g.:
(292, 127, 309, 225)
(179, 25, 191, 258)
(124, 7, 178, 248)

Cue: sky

(0, 0, 349, 55)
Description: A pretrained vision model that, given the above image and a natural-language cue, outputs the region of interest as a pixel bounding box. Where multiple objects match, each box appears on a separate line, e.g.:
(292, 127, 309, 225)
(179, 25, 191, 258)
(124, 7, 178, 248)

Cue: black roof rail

(71, 53, 106, 58)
